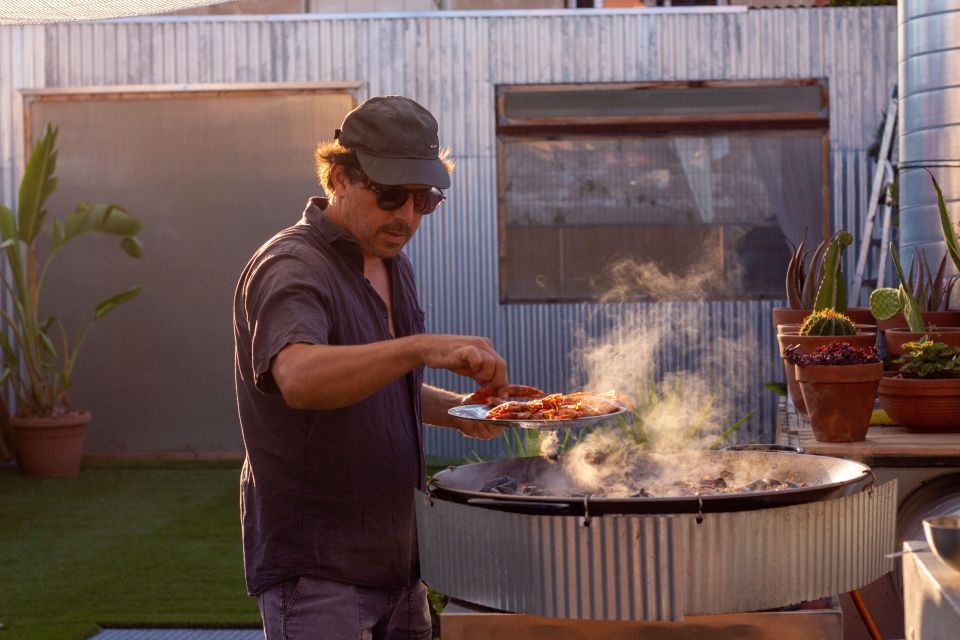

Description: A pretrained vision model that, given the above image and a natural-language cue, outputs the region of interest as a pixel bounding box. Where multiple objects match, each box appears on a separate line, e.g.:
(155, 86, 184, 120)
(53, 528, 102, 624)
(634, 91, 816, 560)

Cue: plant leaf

(931, 172, 960, 272)
(94, 286, 141, 320)
(18, 124, 59, 244)
(52, 202, 144, 254)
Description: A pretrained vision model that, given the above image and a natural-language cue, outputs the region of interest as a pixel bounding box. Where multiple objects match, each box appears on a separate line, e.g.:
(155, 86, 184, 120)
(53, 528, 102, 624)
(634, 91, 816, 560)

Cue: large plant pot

(772, 307, 874, 329)
(876, 310, 960, 333)
(12, 412, 91, 477)
(777, 332, 878, 415)
(877, 376, 960, 432)
(883, 327, 960, 359)
(795, 362, 883, 443)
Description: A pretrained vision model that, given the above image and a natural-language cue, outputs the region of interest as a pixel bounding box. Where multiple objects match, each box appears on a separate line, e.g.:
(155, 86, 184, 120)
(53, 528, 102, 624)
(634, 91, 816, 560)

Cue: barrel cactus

(799, 309, 857, 336)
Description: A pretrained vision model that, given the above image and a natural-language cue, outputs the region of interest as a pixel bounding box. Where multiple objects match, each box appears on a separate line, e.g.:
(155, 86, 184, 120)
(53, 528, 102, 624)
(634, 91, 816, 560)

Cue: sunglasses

(363, 180, 446, 215)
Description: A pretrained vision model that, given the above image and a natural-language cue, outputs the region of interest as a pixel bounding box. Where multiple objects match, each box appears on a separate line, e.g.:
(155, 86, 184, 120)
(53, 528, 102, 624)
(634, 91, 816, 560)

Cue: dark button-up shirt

(233, 197, 426, 594)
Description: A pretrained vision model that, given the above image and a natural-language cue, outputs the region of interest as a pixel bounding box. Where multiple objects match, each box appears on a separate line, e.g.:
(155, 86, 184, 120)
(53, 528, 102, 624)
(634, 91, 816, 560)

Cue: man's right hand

(415, 334, 508, 397)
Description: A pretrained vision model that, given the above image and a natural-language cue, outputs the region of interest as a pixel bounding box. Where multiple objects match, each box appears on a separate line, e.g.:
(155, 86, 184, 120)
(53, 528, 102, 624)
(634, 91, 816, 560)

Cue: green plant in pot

(0, 124, 143, 476)
(877, 337, 960, 432)
(785, 341, 882, 443)
(777, 233, 877, 414)
(776, 229, 871, 327)
(870, 243, 960, 361)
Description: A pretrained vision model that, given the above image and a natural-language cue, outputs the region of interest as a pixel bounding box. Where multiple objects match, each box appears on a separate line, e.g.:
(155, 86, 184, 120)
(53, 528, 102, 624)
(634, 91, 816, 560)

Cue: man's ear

(330, 164, 350, 198)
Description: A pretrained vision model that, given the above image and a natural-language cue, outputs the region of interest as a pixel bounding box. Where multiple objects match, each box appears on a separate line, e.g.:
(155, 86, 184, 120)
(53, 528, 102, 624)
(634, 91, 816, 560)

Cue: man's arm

(271, 333, 508, 410)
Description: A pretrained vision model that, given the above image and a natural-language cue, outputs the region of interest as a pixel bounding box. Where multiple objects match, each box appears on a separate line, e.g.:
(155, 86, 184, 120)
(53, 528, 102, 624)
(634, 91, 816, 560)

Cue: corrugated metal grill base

(90, 630, 260, 640)
(416, 481, 897, 621)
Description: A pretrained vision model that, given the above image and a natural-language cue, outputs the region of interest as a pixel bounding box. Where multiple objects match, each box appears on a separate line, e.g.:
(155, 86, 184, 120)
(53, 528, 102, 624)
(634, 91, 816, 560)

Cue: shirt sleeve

(242, 252, 332, 395)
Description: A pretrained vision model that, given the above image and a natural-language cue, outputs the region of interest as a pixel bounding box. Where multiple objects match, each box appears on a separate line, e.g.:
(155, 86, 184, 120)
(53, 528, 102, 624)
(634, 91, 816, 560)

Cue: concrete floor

(91, 630, 261, 640)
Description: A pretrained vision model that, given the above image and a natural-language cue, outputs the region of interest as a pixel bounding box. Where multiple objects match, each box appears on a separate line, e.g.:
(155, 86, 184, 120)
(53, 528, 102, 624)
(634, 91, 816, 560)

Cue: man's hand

(454, 419, 506, 440)
(416, 334, 508, 396)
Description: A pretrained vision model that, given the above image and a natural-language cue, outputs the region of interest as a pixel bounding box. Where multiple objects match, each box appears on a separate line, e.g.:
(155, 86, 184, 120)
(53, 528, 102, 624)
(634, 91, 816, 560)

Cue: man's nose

(393, 195, 418, 222)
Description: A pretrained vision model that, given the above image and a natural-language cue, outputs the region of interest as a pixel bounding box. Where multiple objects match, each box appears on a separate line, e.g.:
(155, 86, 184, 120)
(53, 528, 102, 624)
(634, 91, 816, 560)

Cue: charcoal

(482, 475, 519, 494)
(521, 484, 544, 496)
(743, 479, 771, 492)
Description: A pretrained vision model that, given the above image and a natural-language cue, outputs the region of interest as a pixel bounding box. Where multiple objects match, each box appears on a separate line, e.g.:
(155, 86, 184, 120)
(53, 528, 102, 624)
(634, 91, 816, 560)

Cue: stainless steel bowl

(923, 514, 960, 571)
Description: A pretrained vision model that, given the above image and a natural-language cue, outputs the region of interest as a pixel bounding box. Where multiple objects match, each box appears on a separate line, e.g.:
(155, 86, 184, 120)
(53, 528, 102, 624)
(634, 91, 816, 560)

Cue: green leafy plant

(785, 229, 853, 311)
(894, 337, 960, 379)
(468, 427, 583, 462)
(0, 124, 143, 454)
(617, 381, 753, 451)
(868, 249, 956, 325)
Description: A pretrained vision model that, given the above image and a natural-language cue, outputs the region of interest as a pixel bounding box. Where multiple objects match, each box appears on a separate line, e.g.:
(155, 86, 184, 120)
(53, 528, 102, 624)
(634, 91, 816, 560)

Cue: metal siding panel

(0, 8, 896, 457)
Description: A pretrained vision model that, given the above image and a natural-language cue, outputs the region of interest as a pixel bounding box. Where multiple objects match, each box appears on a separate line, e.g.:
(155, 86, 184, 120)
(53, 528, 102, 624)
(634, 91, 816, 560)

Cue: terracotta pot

(777, 323, 877, 335)
(876, 310, 960, 333)
(12, 411, 92, 477)
(772, 307, 874, 328)
(795, 362, 883, 443)
(883, 327, 960, 359)
(777, 332, 878, 415)
(877, 375, 960, 432)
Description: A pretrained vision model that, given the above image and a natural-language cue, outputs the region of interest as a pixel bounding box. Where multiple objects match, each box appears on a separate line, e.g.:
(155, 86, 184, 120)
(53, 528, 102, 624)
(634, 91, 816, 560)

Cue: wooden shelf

(776, 398, 960, 466)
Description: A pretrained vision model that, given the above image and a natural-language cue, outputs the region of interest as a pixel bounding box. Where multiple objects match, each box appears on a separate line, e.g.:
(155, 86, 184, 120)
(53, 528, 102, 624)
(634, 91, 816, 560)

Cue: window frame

(495, 79, 831, 304)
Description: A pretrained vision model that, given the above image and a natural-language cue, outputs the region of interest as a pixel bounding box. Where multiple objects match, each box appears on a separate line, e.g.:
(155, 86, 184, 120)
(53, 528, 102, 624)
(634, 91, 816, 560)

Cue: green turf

(0, 457, 460, 640)
(0, 460, 259, 639)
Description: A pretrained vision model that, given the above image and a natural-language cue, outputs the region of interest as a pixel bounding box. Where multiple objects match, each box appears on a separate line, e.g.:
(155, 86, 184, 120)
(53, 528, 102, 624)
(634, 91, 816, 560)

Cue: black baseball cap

(335, 96, 451, 190)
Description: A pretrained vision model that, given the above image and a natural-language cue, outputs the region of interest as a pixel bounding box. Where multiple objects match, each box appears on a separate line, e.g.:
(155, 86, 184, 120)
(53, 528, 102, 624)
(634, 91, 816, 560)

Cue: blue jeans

(257, 575, 432, 640)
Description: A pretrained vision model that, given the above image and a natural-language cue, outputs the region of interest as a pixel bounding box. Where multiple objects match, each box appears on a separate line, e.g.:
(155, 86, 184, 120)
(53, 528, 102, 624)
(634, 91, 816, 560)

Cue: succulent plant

(786, 341, 880, 367)
(812, 231, 853, 313)
(799, 309, 857, 336)
(931, 171, 960, 273)
(785, 229, 853, 311)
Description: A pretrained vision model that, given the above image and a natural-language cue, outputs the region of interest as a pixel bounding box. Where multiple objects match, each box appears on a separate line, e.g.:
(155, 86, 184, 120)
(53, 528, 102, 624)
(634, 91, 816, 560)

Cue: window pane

(501, 132, 824, 302)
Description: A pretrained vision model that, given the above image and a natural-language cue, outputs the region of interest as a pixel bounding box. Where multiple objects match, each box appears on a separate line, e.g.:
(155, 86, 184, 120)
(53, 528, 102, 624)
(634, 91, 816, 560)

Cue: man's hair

(314, 141, 454, 199)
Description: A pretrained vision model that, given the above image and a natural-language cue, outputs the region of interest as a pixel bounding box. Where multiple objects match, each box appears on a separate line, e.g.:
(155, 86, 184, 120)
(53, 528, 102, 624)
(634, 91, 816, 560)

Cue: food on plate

(485, 391, 622, 421)
(465, 384, 545, 406)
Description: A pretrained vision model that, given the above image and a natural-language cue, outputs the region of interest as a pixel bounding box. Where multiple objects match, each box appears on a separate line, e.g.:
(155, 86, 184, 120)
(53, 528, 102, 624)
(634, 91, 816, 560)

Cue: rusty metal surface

(417, 481, 897, 620)
(440, 600, 843, 640)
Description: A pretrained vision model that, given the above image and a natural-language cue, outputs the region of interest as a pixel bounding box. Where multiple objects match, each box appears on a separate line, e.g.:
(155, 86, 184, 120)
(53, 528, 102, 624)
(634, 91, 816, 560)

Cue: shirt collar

(302, 196, 353, 245)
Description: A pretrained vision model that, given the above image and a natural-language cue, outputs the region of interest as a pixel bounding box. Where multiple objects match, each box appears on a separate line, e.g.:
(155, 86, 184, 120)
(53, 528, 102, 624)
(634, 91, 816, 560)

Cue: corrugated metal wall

(0, 7, 896, 460)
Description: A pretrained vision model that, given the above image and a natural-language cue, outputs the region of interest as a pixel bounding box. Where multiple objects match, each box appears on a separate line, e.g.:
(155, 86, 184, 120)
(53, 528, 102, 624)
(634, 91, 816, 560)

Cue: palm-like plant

(0, 124, 143, 456)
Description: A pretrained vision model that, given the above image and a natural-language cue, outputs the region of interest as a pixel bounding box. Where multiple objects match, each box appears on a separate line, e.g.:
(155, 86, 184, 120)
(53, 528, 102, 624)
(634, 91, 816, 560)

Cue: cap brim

(355, 151, 451, 190)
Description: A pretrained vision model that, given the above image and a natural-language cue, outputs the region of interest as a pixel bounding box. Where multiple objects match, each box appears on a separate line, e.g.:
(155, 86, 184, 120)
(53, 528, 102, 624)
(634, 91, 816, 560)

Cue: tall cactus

(813, 231, 853, 313)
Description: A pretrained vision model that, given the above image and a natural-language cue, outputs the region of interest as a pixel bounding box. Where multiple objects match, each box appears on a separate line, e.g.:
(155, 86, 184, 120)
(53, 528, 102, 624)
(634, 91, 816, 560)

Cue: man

(233, 95, 512, 639)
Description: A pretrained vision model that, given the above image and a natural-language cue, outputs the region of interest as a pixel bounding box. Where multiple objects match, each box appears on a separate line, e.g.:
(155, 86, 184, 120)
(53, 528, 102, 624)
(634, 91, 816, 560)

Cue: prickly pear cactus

(799, 309, 857, 336)
(869, 287, 902, 321)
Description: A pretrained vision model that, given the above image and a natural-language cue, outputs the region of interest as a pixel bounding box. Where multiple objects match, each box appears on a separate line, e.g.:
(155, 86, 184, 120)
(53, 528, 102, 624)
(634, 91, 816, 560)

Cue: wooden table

(776, 399, 960, 468)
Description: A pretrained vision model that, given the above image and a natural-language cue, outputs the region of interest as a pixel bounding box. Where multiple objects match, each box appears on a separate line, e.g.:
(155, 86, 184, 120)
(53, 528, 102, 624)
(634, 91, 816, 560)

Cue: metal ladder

(852, 86, 899, 306)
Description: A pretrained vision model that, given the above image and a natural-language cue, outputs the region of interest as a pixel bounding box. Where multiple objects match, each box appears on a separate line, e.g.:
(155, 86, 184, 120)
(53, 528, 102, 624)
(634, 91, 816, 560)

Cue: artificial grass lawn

(0, 459, 258, 640)
(0, 456, 459, 640)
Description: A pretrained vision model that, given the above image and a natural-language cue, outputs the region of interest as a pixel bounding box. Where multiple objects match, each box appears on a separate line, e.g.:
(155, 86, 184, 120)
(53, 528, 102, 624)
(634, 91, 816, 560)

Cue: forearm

(421, 384, 466, 428)
(272, 337, 425, 410)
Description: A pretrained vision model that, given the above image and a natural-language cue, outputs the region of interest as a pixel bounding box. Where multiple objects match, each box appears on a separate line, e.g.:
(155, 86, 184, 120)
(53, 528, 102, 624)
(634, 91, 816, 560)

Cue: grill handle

(466, 498, 574, 515)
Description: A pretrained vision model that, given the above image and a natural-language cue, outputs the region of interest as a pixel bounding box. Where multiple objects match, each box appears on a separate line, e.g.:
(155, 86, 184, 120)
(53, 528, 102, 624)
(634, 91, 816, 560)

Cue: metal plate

(448, 404, 629, 430)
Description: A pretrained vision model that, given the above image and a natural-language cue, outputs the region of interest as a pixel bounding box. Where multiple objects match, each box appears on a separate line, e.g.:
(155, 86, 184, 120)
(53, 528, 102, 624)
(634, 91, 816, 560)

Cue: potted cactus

(877, 337, 960, 432)
(869, 243, 960, 361)
(786, 341, 883, 443)
(778, 310, 878, 414)
(774, 229, 873, 328)
(776, 232, 877, 413)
